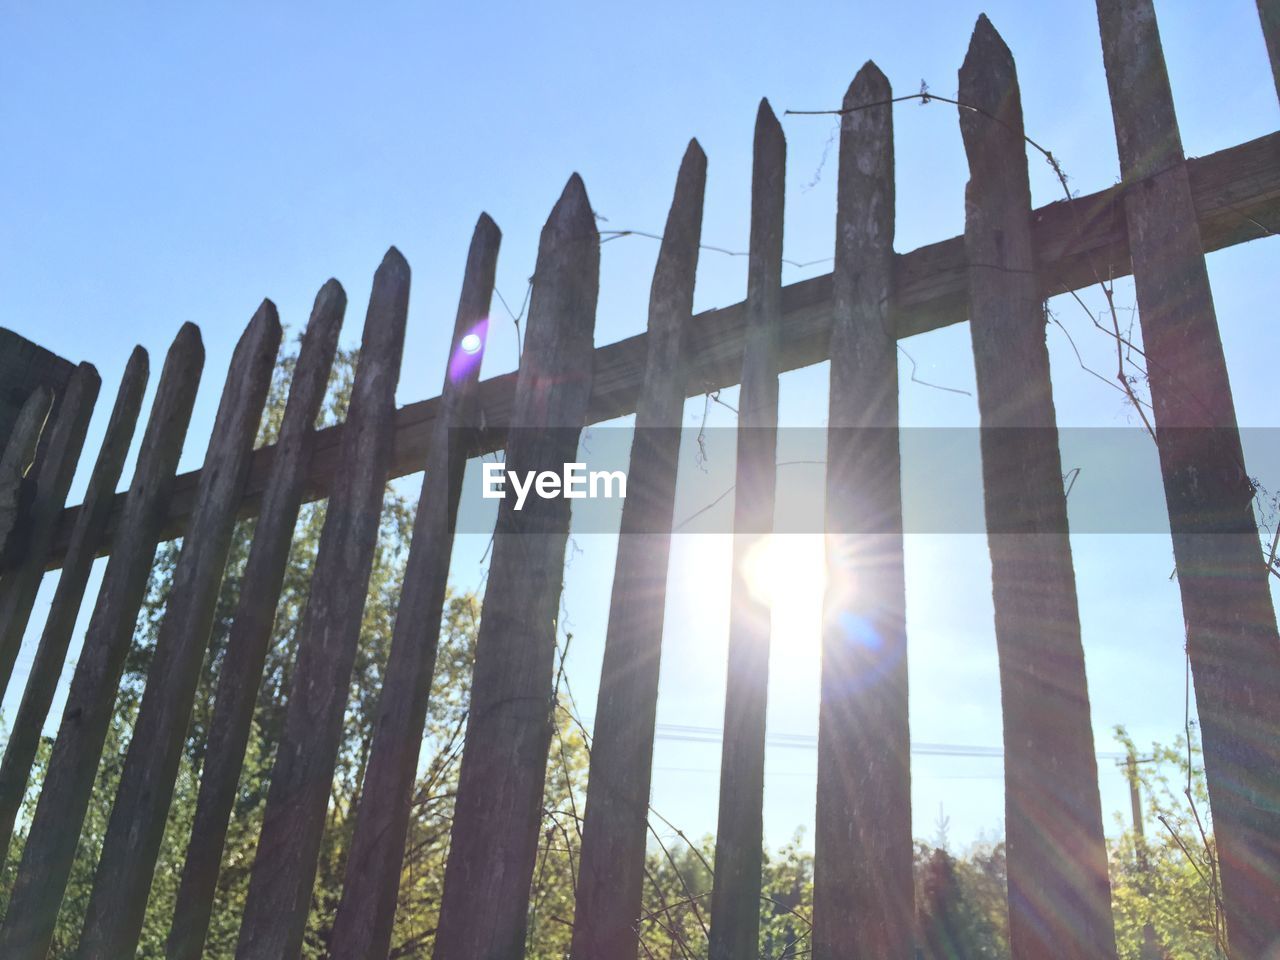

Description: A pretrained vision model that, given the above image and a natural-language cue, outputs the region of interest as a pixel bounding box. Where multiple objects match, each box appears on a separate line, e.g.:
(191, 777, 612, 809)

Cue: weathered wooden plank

(812, 62, 913, 960)
(0, 324, 203, 960)
(709, 100, 784, 960)
(165, 282, 344, 960)
(0, 363, 99, 698)
(1259, 0, 1280, 102)
(0, 328, 74, 472)
(433, 174, 600, 959)
(0, 348, 147, 857)
(571, 141, 706, 960)
(960, 18, 1117, 960)
(75, 303, 280, 960)
(235, 250, 409, 960)
(1097, 1, 1280, 954)
(0, 386, 52, 564)
(329, 217, 501, 960)
(42, 131, 1280, 571)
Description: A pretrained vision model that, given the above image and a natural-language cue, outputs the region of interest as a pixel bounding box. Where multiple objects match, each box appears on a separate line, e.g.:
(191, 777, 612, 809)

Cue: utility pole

(1126, 750, 1163, 960)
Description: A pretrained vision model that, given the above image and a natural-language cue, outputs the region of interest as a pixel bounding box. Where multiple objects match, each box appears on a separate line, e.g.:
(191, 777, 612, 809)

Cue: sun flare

(740, 535, 828, 653)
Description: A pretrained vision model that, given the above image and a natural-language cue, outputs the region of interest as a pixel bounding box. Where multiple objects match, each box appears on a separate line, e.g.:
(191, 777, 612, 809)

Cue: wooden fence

(2, 2, 1279, 958)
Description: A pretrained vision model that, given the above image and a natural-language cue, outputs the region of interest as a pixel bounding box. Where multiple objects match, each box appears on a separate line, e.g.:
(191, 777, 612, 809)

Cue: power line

(654, 721, 1126, 761)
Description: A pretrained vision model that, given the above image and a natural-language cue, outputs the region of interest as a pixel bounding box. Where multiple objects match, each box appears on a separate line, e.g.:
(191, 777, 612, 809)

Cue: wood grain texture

(571, 140, 706, 960)
(0, 362, 99, 697)
(812, 61, 914, 960)
(1097, 1, 1280, 954)
(75, 303, 281, 960)
(433, 175, 599, 960)
(166, 281, 344, 960)
(960, 17, 1117, 960)
(0, 348, 146, 860)
(0, 324, 203, 960)
(330, 215, 500, 960)
(235, 251, 408, 960)
(42, 131, 1280, 570)
(0, 386, 52, 565)
(709, 100, 784, 960)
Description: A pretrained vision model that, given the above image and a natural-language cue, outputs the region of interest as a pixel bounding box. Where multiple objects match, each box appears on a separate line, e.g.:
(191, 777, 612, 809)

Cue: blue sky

(3, 1, 1278, 852)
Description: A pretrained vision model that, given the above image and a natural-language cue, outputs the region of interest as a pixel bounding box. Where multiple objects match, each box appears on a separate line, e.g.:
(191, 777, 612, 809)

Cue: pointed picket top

(650, 139, 707, 320)
(314, 277, 347, 315)
(669, 138, 708, 237)
(359, 248, 412, 379)
(167, 322, 206, 376)
(374, 246, 411, 306)
(236, 299, 282, 361)
(473, 210, 502, 248)
(288, 281, 346, 414)
(742, 97, 785, 429)
(836, 58, 893, 249)
(131, 322, 202, 498)
(846, 59, 890, 110)
(755, 96, 783, 142)
(379, 244, 410, 282)
(123, 345, 150, 389)
(751, 97, 785, 229)
(448, 212, 502, 370)
(518, 173, 600, 392)
(224, 299, 282, 419)
(959, 14, 1022, 132)
(753, 98, 785, 192)
(545, 172, 597, 249)
(683, 135, 707, 169)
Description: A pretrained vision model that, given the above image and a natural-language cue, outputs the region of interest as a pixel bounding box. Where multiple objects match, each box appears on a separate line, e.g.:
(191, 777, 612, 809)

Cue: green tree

(1111, 726, 1227, 960)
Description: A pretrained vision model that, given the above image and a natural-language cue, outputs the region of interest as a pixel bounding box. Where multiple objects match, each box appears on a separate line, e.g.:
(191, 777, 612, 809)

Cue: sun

(740, 534, 828, 654)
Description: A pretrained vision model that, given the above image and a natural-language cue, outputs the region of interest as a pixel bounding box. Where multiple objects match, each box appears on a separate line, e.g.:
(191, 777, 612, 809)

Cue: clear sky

(3, 1, 1278, 853)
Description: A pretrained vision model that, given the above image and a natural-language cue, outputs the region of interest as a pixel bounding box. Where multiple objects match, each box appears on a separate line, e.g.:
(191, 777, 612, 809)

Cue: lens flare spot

(448, 319, 489, 382)
(836, 611, 883, 651)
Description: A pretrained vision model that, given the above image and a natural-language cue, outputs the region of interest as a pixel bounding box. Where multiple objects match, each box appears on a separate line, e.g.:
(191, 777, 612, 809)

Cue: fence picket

(330, 215, 501, 960)
(0, 323, 203, 960)
(165, 281, 345, 960)
(0, 363, 100, 697)
(572, 140, 706, 960)
(75, 303, 281, 960)
(0, 348, 147, 858)
(433, 174, 599, 959)
(0, 386, 53, 562)
(1097, 0, 1280, 953)
(709, 99, 784, 960)
(812, 61, 914, 960)
(959, 17, 1117, 960)
(234, 250, 409, 960)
